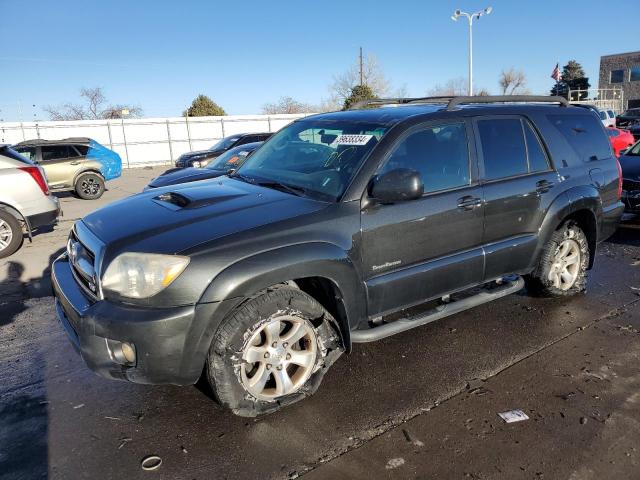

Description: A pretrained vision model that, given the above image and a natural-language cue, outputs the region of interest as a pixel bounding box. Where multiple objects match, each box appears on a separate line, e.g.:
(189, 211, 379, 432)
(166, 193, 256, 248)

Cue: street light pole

(451, 6, 493, 96)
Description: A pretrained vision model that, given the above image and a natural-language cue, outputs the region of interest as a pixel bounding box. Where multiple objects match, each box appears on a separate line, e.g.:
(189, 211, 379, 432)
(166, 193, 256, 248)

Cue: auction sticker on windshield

(332, 134, 374, 146)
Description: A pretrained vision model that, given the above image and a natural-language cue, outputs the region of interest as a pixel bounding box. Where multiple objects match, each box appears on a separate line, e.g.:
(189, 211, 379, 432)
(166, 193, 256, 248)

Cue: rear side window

(524, 122, 550, 172)
(547, 114, 611, 162)
(41, 145, 71, 161)
(380, 122, 470, 193)
(477, 119, 528, 179)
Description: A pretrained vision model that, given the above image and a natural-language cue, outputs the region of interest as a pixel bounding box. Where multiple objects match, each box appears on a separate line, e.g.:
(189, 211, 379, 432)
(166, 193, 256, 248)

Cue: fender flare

(531, 186, 601, 270)
(199, 242, 365, 350)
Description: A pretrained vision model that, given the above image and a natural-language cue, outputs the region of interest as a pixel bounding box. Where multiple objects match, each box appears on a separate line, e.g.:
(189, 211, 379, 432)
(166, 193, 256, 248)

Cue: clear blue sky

(0, 0, 638, 121)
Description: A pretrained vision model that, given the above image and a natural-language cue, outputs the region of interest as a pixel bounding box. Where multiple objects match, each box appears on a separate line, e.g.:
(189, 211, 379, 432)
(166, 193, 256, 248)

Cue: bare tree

(329, 53, 391, 105)
(262, 96, 317, 115)
(427, 78, 469, 96)
(499, 68, 530, 95)
(44, 87, 142, 120)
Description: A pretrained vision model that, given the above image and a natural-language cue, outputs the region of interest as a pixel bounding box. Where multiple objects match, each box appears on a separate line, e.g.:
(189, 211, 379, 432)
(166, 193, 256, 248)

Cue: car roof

(301, 101, 588, 128)
(14, 137, 93, 147)
(239, 132, 271, 137)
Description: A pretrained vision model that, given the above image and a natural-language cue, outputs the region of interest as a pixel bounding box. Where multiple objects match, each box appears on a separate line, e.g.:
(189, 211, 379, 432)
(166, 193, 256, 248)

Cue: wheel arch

(533, 187, 601, 270)
(73, 168, 104, 187)
(0, 202, 31, 240)
(198, 242, 365, 352)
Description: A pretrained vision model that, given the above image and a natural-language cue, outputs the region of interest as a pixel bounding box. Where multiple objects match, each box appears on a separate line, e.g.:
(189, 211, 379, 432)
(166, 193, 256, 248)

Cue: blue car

(620, 140, 640, 213)
(13, 137, 122, 200)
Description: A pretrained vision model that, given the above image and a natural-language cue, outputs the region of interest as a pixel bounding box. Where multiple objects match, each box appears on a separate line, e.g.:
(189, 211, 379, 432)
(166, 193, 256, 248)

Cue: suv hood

(81, 177, 327, 254)
(181, 149, 223, 159)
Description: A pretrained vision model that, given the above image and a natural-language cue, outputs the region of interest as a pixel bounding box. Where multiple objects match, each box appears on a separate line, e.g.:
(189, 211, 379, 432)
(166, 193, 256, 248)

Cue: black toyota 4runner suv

(52, 96, 624, 416)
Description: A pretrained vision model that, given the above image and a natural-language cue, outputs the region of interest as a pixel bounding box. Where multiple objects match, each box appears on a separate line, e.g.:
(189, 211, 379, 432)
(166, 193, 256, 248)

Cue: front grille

(67, 224, 104, 301)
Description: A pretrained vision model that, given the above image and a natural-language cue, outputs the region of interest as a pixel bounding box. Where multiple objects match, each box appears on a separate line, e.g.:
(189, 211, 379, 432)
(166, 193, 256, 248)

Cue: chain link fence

(0, 113, 311, 167)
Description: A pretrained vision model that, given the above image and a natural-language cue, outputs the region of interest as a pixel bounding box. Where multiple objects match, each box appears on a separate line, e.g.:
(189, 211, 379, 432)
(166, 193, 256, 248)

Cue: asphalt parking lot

(1, 168, 640, 480)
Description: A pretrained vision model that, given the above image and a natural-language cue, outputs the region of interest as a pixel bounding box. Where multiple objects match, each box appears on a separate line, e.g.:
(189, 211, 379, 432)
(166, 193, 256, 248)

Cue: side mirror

(369, 168, 424, 204)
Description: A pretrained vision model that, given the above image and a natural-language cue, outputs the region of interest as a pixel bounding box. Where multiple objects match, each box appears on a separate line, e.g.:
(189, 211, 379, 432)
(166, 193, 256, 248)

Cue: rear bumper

(600, 201, 625, 240)
(52, 254, 221, 385)
(27, 203, 60, 229)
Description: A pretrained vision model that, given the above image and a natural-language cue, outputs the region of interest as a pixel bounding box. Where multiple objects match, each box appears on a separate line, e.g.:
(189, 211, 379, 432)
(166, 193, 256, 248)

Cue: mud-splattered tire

(0, 210, 23, 259)
(205, 286, 343, 417)
(75, 173, 105, 200)
(525, 221, 589, 297)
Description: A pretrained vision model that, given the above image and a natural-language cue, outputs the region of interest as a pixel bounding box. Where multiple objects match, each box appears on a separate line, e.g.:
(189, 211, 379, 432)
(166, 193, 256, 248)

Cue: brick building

(599, 51, 640, 110)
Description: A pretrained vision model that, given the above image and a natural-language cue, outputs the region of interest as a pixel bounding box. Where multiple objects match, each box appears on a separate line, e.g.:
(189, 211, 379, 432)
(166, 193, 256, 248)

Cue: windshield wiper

(255, 180, 307, 197)
(229, 172, 255, 184)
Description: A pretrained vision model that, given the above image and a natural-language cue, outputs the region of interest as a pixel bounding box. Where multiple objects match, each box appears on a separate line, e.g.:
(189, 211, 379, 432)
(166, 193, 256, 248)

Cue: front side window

(41, 145, 70, 161)
(630, 67, 640, 82)
(477, 118, 528, 180)
(547, 114, 612, 162)
(235, 120, 388, 201)
(13, 146, 36, 162)
(610, 69, 625, 83)
(379, 123, 470, 193)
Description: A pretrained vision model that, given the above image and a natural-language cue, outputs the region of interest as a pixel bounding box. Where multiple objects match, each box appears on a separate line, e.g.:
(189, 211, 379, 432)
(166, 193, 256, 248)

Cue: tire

(205, 286, 344, 417)
(0, 210, 23, 259)
(525, 221, 590, 297)
(75, 173, 105, 200)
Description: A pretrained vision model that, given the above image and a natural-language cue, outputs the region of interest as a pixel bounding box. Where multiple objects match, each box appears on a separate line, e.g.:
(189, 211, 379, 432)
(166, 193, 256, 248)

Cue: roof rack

(350, 95, 569, 111)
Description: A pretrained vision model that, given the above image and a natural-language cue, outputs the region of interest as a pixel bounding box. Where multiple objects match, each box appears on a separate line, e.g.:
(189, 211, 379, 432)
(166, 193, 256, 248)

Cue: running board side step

(351, 276, 525, 343)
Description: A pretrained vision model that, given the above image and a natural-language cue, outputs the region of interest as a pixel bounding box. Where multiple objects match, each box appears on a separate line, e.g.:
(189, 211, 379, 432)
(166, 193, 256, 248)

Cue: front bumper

(622, 189, 640, 213)
(52, 254, 221, 385)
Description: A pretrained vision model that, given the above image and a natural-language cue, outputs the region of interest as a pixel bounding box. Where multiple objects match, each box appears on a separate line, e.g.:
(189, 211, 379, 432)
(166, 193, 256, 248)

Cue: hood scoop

(153, 190, 244, 210)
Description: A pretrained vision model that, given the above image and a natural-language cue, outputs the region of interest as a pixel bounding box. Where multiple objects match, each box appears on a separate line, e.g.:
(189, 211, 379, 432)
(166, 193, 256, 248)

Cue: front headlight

(102, 252, 190, 299)
(192, 160, 202, 168)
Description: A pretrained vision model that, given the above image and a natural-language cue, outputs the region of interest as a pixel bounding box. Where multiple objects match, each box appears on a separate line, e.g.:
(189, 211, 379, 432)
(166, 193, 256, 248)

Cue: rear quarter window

(546, 114, 611, 162)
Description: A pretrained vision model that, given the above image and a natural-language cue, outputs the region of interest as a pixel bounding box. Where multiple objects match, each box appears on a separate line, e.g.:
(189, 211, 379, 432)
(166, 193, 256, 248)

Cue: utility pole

(359, 47, 364, 87)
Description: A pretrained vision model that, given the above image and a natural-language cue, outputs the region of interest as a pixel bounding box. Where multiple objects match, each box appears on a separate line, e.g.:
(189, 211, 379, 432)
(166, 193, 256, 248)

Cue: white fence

(0, 113, 311, 167)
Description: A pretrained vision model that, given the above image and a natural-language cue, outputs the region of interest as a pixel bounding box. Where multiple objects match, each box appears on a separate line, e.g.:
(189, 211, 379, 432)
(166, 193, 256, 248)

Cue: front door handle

(536, 180, 554, 193)
(69, 161, 81, 165)
(457, 196, 482, 210)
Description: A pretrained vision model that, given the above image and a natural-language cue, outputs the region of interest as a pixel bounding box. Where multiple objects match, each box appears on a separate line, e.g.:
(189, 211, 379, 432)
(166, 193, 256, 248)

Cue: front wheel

(205, 286, 343, 416)
(75, 173, 105, 200)
(525, 221, 589, 296)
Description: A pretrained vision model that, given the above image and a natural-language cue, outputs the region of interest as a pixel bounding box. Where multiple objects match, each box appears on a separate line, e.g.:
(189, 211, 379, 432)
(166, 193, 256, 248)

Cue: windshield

(234, 119, 388, 201)
(210, 135, 241, 151)
(206, 144, 259, 171)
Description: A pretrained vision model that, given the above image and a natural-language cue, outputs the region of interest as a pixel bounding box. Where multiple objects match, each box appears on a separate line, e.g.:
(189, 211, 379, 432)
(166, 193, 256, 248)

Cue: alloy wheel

(82, 178, 101, 197)
(240, 315, 317, 400)
(0, 219, 13, 251)
(548, 235, 581, 291)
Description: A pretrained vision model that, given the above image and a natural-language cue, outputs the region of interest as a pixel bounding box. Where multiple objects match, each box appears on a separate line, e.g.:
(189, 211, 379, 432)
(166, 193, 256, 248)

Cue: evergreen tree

(550, 60, 591, 100)
(342, 84, 378, 110)
(183, 95, 226, 117)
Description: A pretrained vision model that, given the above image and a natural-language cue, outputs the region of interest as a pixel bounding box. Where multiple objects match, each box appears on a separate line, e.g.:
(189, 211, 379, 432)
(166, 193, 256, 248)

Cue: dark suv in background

(617, 108, 640, 140)
(175, 132, 272, 168)
(52, 96, 623, 417)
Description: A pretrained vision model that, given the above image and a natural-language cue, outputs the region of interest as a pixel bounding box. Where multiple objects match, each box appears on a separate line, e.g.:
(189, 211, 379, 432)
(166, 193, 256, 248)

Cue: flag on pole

(551, 63, 562, 82)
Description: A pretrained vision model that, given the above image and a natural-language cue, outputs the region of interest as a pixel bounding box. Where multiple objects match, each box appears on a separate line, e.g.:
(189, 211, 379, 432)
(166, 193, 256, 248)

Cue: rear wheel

(0, 210, 23, 259)
(525, 221, 589, 296)
(75, 173, 105, 200)
(205, 286, 343, 416)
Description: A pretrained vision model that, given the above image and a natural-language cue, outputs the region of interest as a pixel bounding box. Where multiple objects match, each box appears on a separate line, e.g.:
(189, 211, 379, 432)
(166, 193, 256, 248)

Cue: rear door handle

(457, 196, 482, 210)
(536, 180, 554, 193)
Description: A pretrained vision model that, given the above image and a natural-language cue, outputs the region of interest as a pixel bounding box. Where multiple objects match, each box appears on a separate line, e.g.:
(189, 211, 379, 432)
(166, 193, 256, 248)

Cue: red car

(607, 127, 635, 157)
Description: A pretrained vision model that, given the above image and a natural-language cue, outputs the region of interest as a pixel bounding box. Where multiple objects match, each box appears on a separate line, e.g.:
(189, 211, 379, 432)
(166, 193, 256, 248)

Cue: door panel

(362, 187, 484, 316)
(475, 116, 559, 279)
(360, 121, 483, 317)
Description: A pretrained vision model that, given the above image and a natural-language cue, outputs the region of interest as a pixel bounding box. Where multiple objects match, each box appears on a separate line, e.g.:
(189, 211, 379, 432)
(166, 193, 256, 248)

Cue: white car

(0, 145, 60, 258)
(599, 109, 617, 128)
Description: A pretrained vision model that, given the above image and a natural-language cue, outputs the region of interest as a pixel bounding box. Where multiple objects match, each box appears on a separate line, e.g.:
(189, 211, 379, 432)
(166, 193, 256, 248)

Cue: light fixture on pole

(451, 6, 493, 96)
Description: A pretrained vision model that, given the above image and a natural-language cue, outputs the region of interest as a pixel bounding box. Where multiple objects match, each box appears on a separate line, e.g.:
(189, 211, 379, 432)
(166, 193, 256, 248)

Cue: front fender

(199, 242, 366, 348)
